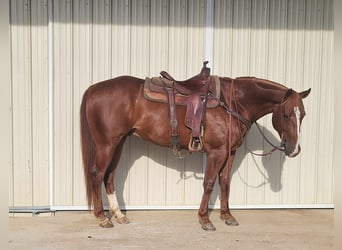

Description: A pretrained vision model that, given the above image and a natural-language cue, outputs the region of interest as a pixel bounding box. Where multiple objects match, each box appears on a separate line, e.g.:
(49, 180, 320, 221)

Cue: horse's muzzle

(287, 144, 301, 157)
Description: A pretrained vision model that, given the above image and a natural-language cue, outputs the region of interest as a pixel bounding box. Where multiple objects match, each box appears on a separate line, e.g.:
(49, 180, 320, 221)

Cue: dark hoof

(116, 216, 131, 224)
(99, 217, 114, 228)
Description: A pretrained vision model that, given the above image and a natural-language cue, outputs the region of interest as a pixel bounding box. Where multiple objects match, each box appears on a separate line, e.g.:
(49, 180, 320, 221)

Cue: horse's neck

(230, 78, 287, 122)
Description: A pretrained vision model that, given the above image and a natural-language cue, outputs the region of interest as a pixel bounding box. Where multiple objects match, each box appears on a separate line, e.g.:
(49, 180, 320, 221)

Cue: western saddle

(143, 61, 220, 155)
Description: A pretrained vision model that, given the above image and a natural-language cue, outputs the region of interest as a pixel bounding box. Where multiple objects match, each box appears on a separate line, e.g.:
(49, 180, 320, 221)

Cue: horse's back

(85, 76, 143, 110)
(86, 76, 143, 97)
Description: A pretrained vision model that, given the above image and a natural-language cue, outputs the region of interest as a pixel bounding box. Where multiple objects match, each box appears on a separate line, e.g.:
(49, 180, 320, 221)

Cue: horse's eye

(283, 114, 290, 121)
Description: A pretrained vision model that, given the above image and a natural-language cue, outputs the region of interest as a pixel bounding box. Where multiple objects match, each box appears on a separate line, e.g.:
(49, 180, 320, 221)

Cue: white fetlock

(107, 192, 130, 224)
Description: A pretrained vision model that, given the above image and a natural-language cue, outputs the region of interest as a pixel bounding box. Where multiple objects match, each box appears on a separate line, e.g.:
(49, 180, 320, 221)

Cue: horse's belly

(132, 104, 191, 148)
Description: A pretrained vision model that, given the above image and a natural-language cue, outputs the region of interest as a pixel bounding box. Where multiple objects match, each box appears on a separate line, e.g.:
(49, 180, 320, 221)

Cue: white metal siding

(10, 0, 49, 208)
(9, 0, 334, 210)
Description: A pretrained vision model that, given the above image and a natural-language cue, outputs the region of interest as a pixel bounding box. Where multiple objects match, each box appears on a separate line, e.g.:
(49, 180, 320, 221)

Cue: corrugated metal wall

(9, 0, 334, 210)
(10, 0, 50, 208)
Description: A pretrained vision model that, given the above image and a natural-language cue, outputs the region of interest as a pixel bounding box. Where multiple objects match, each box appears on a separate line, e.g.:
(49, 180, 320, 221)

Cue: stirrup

(188, 137, 203, 152)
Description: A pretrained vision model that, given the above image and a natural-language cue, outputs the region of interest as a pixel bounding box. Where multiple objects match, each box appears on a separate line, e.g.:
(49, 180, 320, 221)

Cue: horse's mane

(223, 76, 288, 91)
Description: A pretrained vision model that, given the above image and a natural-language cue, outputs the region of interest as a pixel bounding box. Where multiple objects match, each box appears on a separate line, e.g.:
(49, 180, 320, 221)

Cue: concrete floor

(9, 209, 333, 250)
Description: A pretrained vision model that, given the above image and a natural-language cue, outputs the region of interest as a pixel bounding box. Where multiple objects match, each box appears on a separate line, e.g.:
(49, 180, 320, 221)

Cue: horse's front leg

(219, 150, 239, 226)
(198, 150, 227, 231)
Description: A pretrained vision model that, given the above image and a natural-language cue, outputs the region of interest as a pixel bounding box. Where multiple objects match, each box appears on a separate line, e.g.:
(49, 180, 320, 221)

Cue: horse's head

(272, 88, 311, 157)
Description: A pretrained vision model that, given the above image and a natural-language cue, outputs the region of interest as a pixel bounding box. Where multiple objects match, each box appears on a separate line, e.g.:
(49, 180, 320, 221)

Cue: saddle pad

(143, 76, 220, 108)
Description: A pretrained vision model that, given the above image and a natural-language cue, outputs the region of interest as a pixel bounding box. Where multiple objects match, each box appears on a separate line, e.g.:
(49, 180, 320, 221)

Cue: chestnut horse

(80, 74, 310, 231)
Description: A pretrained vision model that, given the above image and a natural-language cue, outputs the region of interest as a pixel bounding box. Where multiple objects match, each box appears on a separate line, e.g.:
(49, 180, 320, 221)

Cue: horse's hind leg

(104, 137, 130, 224)
(105, 175, 130, 224)
(91, 145, 116, 228)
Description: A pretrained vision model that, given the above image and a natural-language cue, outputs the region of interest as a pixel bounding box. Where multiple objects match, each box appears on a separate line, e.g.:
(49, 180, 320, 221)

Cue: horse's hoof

(201, 222, 216, 231)
(116, 216, 130, 224)
(199, 218, 216, 231)
(225, 217, 239, 226)
(198, 215, 216, 231)
(99, 217, 114, 228)
(220, 214, 239, 226)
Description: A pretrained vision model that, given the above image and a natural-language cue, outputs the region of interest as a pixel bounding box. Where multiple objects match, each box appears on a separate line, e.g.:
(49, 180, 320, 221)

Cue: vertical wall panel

(168, 0, 188, 78)
(72, 0, 92, 206)
(249, 0, 269, 78)
(187, 0, 207, 74)
(53, 0, 73, 206)
(316, 0, 334, 203)
(300, 0, 325, 204)
(10, 0, 50, 208)
(231, 0, 251, 77)
(112, 0, 131, 75)
(31, 0, 49, 206)
(212, 0, 233, 76)
(11, 0, 33, 207)
(130, 0, 150, 78)
(92, 0, 112, 82)
(149, 0, 169, 75)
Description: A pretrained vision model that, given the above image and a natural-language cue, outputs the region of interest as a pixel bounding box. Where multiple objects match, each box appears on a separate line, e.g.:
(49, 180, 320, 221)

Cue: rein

(249, 122, 285, 156)
(209, 82, 285, 157)
(208, 92, 252, 129)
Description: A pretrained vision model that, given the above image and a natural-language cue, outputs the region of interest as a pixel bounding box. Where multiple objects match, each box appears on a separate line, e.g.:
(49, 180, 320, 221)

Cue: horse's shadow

(232, 124, 286, 192)
(102, 123, 286, 209)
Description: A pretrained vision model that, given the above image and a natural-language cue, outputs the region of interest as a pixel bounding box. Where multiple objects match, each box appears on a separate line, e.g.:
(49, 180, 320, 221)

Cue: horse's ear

(283, 89, 293, 101)
(299, 88, 311, 99)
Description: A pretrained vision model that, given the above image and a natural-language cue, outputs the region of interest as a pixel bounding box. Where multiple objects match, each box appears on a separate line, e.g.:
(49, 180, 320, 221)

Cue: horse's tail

(80, 89, 95, 209)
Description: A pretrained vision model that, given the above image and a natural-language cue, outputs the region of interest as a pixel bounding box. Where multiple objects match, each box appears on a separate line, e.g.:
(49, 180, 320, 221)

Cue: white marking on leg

(107, 192, 125, 219)
(290, 106, 301, 157)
